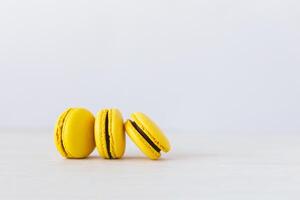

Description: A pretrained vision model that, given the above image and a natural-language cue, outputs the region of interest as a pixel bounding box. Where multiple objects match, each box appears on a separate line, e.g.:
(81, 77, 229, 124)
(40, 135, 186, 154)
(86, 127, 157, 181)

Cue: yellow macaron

(94, 108, 125, 159)
(54, 108, 95, 158)
(125, 112, 171, 160)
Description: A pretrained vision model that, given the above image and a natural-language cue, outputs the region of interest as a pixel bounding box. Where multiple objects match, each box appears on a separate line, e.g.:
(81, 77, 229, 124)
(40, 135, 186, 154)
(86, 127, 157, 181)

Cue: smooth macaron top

(54, 108, 95, 158)
(131, 112, 170, 152)
(94, 108, 125, 159)
(125, 112, 170, 159)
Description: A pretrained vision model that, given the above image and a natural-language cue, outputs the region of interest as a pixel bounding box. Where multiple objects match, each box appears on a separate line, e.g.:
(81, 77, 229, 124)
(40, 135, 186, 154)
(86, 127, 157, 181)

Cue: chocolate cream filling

(130, 120, 161, 153)
(105, 112, 112, 159)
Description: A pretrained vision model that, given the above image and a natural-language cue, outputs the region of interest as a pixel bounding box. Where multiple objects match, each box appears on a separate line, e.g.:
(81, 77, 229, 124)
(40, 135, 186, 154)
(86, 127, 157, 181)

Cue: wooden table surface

(0, 130, 299, 199)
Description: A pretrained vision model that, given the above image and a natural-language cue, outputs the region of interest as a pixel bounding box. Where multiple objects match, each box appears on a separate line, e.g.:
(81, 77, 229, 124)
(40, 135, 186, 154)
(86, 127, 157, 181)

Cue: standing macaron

(125, 112, 171, 160)
(94, 108, 125, 159)
(54, 108, 95, 158)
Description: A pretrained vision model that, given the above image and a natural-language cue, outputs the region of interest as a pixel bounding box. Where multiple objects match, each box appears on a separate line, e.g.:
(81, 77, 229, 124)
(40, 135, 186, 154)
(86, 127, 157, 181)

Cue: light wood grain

(0, 130, 299, 199)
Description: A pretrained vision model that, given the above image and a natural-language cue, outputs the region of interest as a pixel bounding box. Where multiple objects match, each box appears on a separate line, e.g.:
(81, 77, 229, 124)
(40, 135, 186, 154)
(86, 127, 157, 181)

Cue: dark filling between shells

(105, 112, 112, 159)
(130, 120, 161, 153)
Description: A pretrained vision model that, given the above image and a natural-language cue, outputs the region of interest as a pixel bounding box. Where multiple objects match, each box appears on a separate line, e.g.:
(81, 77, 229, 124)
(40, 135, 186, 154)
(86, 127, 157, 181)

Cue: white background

(0, 0, 299, 133)
(1, 2, 300, 199)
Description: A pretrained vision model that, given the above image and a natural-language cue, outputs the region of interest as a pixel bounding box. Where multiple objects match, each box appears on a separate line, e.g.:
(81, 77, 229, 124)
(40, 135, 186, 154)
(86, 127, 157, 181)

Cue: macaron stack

(54, 108, 171, 160)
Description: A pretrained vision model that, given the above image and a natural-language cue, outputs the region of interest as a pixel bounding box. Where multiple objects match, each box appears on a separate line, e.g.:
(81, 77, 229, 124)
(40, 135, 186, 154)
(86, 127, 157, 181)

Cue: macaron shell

(61, 108, 95, 158)
(94, 108, 125, 159)
(54, 108, 72, 158)
(110, 109, 125, 158)
(131, 112, 171, 152)
(94, 109, 109, 158)
(125, 120, 161, 160)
